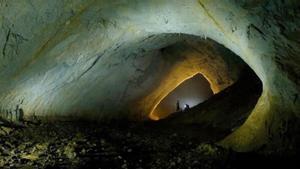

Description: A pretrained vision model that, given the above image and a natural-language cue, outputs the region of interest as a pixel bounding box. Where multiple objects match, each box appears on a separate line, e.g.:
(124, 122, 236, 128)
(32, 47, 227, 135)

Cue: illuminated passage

(151, 73, 213, 120)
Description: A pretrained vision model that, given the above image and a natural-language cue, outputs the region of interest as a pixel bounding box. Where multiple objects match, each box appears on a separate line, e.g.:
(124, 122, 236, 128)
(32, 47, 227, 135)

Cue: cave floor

(0, 121, 298, 169)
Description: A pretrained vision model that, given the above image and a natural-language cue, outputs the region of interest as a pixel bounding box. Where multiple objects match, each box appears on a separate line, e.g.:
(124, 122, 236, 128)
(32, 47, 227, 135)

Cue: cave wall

(0, 0, 299, 152)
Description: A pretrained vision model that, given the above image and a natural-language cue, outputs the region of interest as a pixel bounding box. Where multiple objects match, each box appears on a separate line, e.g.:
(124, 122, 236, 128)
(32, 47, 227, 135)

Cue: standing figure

(176, 100, 181, 112)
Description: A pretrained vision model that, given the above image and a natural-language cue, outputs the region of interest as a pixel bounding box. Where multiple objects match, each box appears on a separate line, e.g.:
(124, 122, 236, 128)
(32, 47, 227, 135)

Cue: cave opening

(150, 73, 214, 120)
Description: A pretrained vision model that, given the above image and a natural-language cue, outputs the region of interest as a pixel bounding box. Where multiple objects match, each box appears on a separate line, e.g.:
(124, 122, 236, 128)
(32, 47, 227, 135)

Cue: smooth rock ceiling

(0, 0, 299, 151)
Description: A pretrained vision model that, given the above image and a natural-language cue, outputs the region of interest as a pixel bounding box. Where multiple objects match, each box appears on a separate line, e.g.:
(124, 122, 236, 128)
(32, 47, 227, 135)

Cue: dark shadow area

(1, 120, 299, 169)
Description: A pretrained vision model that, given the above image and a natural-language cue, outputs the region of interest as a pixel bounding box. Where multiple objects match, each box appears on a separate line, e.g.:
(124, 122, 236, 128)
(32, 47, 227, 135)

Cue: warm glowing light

(149, 113, 160, 121)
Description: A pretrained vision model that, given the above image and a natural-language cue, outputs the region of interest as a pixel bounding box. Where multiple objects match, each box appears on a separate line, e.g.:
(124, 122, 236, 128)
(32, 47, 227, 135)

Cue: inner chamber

(135, 34, 263, 141)
(151, 73, 213, 120)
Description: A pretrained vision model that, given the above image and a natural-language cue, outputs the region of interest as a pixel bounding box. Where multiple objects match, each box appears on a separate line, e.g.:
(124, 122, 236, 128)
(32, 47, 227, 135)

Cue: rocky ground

(0, 121, 299, 169)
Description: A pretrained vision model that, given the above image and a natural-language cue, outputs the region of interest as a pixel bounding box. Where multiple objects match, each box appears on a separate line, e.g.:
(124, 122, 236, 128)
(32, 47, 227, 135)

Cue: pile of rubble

(0, 121, 297, 169)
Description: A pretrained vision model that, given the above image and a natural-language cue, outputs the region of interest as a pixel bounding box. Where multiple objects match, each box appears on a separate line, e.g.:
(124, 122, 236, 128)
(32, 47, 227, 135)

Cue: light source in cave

(151, 73, 213, 120)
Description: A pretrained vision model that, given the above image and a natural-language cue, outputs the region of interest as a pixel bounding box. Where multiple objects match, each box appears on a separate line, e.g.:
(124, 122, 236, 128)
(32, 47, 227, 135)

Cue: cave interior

(0, 0, 300, 169)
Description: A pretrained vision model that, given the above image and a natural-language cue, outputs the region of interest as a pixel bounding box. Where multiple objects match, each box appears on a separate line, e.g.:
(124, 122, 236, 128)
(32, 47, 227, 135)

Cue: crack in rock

(78, 52, 105, 79)
(2, 28, 29, 58)
(2, 28, 11, 58)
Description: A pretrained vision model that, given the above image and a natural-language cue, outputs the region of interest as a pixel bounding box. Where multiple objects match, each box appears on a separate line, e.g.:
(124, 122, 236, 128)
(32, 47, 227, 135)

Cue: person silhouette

(176, 100, 181, 112)
(184, 104, 190, 111)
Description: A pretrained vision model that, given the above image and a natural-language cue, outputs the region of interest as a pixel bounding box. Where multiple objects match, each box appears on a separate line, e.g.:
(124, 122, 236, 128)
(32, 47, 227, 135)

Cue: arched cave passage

(139, 36, 263, 143)
(0, 1, 299, 168)
(133, 35, 246, 121)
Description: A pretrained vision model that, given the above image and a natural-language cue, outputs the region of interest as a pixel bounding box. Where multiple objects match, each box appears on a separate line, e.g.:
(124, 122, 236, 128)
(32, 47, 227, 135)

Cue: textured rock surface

(0, 0, 299, 152)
